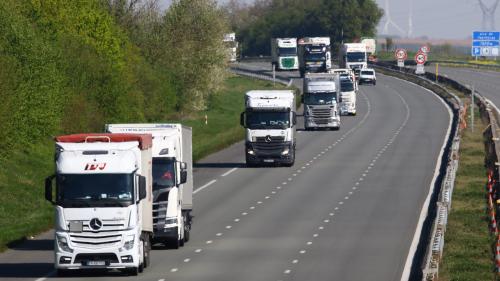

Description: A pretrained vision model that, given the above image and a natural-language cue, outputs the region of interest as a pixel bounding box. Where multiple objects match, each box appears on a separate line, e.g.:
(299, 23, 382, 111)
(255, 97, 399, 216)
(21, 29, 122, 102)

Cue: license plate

(86, 260, 106, 266)
(263, 159, 275, 163)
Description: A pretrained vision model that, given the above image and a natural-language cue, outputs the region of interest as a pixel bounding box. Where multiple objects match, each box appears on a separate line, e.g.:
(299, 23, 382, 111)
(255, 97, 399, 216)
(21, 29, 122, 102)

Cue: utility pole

(408, 0, 414, 38)
(479, 0, 500, 30)
(471, 84, 475, 132)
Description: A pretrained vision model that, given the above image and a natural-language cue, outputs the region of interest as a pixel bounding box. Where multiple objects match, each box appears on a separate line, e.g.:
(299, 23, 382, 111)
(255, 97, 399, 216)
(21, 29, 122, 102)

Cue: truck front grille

(280, 58, 295, 68)
(68, 219, 125, 248)
(74, 253, 119, 264)
(153, 200, 168, 226)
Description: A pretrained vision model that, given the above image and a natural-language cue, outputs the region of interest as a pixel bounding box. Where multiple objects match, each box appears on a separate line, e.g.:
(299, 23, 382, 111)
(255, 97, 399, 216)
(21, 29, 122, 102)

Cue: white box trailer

(106, 124, 193, 249)
(271, 38, 299, 70)
(45, 133, 154, 276)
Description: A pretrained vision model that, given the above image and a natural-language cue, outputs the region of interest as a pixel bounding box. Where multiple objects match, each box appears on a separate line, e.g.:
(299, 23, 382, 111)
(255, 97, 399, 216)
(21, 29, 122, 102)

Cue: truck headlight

(121, 234, 135, 251)
(56, 234, 73, 253)
(281, 148, 290, 155)
(247, 149, 255, 155)
(165, 218, 178, 226)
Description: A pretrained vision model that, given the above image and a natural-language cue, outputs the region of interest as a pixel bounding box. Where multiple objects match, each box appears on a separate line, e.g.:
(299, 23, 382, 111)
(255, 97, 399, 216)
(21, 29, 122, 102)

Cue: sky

(160, 0, 500, 39)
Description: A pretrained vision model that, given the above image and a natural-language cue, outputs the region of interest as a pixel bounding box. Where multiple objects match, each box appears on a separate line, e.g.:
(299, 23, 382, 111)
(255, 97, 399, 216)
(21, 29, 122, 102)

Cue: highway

(0, 63, 452, 281)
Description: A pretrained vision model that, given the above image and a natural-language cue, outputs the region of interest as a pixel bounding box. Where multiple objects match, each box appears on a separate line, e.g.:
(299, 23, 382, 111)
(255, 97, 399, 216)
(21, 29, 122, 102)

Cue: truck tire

(183, 213, 191, 243)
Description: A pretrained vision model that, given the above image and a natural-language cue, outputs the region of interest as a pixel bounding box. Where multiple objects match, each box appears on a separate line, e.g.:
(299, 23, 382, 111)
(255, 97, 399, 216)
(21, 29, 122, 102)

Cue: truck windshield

(304, 92, 337, 105)
(56, 174, 134, 207)
(153, 158, 176, 190)
(246, 111, 290, 129)
(279, 47, 297, 56)
(341, 81, 355, 92)
(346, 52, 366, 62)
(305, 53, 325, 62)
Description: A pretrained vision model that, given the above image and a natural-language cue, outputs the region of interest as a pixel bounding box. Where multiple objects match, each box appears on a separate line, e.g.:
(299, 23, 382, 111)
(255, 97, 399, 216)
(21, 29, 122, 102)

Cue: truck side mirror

(180, 170, 188, 184)
(240, 112, 246, 128)
(45, 175, 55, 204)
(301, 95, 304, 103)
(139, 176, 147, 201)
(292, 112, 297, 126)
(180, 162, 187, 170)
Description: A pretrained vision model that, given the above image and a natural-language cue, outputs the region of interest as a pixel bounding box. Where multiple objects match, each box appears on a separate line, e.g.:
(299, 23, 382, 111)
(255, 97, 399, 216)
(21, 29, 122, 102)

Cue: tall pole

(435, 63, 439, 82)
(471, 84, 475, 132)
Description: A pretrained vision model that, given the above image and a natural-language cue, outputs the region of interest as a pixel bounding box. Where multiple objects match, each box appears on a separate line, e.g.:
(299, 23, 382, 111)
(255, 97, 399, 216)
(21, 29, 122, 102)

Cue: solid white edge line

(391, 76, 454, 281)
(193, 179, 217, 195)
(221, 167, 238, 177)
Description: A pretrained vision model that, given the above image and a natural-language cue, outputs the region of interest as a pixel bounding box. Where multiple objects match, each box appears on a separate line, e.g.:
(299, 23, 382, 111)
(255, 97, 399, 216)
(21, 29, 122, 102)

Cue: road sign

(415, 51, 427, 65)
(473, 31, 500, 41)
(395, 49, 407, 60)
(397, 60, 405, 67)
(472, 31, 500, 57)
(420, 45, 431, 53)
(473, 40, 500, 47)
(415, 64, 425, 75)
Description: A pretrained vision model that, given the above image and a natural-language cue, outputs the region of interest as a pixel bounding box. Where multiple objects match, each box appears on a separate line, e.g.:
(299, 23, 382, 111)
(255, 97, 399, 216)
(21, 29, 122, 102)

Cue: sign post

(394, 49, 407, 69)
(415, 51, 427, 75)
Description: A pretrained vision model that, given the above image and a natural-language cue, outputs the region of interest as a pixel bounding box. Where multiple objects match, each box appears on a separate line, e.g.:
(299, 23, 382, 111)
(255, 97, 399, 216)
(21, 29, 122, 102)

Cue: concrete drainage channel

(376, 62, 500, 280)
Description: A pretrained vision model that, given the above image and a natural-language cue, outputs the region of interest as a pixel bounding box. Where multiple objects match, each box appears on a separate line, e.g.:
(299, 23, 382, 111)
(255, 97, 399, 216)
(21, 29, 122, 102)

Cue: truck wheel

(183, 213, 191, 243)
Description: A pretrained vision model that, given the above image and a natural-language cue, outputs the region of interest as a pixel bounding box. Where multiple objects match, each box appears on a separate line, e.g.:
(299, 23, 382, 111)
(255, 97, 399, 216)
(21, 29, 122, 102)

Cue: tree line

(0, 0, 229, 157)
(224, 0, 383, 56)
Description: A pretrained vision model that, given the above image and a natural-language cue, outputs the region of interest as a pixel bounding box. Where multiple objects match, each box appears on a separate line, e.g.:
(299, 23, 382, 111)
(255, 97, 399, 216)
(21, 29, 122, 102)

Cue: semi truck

(224, 33, 238, 62)
(240, 90, 297, 166)
(45, 133, 154, 276)
(298, 37, 332, 77)
(303, 73, 341, 130)
(271, 38, 299, 71)
(106, 124, 193, 249)
(339, 43, 368, 71)
(339, 75, 357, 116)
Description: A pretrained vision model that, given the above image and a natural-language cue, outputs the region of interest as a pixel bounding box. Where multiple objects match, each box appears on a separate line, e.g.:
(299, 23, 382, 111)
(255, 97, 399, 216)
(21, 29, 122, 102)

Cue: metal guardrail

(376, 60, 500, 280)
(229, 66, 291, 86)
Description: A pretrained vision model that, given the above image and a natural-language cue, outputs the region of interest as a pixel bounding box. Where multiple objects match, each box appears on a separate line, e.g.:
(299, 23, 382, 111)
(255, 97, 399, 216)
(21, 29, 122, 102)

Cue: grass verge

(0, 74, 287, 252)
(439, 104, 494, 281)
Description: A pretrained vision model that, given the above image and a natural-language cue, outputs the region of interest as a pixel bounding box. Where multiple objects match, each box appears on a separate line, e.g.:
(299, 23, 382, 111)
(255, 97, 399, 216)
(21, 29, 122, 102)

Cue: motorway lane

(421, 65, 500, 106)
(0, 68, 451, 281)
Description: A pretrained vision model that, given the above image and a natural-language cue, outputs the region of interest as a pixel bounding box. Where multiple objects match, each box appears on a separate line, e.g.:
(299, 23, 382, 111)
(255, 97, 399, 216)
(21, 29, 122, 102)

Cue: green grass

(439, 106, 495, 281)
(0, 74, 287, 251)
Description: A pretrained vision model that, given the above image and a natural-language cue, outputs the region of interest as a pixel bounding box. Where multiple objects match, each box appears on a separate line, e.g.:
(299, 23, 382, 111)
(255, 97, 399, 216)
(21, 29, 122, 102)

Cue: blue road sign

(473, 40, 500, 47)
(473, 31, 500, 41)
(472, 47, 481, 56)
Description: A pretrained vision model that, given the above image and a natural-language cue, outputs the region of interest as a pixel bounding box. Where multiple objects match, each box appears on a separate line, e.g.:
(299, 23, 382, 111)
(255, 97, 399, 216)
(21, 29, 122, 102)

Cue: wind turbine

(407, 0, 413, 38)
(382, 0, 406, 36)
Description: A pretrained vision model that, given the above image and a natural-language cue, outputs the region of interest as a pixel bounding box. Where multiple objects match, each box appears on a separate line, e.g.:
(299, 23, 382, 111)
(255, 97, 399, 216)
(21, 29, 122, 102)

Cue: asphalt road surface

(0, 63, 452, 281)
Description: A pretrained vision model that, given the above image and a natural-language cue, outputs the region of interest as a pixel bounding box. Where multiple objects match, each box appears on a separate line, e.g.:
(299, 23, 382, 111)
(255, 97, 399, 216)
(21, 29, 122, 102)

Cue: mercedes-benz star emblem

(265, 135, 273, 143)
(89, 218, 102, 231)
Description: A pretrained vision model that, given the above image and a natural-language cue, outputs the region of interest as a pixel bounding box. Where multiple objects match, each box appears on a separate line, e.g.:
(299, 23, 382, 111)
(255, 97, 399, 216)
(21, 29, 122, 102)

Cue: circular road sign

(395, 49, 407, 60)
(420, 45, 431, 53)
(415, 51, 427, 65)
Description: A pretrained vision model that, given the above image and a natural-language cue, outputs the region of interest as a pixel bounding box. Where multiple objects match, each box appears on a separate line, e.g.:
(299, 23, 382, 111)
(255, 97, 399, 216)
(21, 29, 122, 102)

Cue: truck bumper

(153, 226, 178, 242)
(305, 116, 340, 129)
(246, 142, 294, 165)
(54, 231, 140, 270)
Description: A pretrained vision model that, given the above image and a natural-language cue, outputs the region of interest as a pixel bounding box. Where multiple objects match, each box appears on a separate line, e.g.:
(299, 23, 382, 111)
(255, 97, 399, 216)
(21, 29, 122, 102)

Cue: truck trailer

(106, 124, 193, 249)
(298, 37, 332, 77)
(303, 73, 341, 130)
(271, 38, 299, 71)
(240, 90, 297, 166)
(45, 133, 154, 276)
(339, 43, 368, 71)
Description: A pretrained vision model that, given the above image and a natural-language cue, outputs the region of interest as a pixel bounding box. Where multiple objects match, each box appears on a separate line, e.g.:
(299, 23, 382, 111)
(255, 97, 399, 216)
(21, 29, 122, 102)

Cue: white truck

(339, 75, 357, 116)
(224, 33, 238, 62)
(240, 90, 297, 166)
(361, 37, 377, 62)
(298, 37, 332, 77)
(271, 38, 299, 71)
(106, 124, 193, 249)
(45, 133, 154, 276)
(303, 73, 341, 130)
(339, 43, 368, 72)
